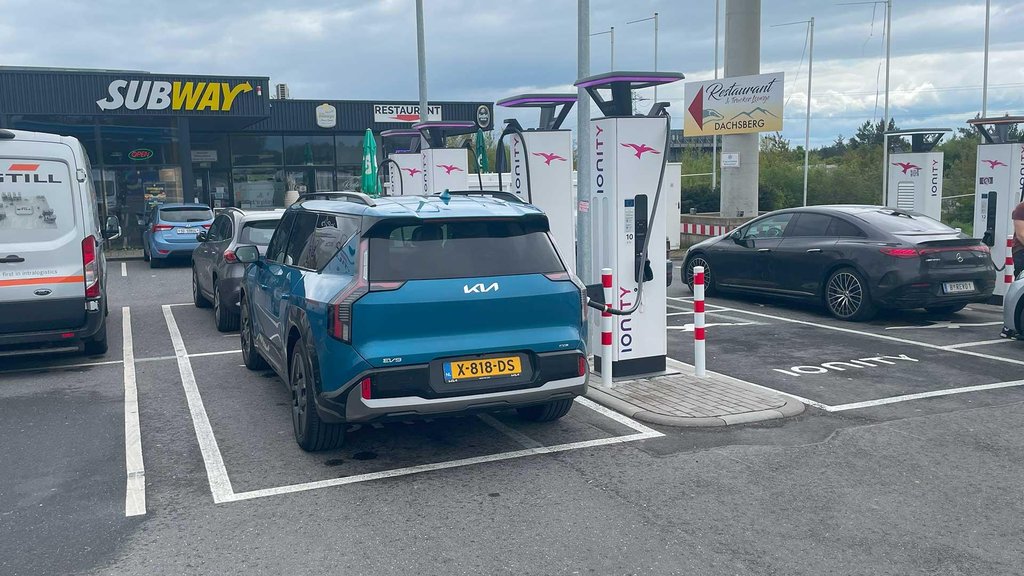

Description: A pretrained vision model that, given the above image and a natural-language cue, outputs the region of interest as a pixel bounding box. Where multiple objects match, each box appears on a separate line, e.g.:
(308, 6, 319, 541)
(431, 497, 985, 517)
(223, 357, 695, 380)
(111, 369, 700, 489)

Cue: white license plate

(942, 281, 975, 294)
(176, 227, 201, 235)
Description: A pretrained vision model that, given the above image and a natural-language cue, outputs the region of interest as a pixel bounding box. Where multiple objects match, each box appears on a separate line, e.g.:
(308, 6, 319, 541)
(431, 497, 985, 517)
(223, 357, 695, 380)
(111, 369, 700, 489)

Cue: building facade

(0, 67, 493, 249)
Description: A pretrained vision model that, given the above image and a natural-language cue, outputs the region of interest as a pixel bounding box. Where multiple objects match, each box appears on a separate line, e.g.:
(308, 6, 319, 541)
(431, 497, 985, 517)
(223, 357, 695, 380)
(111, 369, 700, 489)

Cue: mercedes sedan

(682, 206, 996, 321)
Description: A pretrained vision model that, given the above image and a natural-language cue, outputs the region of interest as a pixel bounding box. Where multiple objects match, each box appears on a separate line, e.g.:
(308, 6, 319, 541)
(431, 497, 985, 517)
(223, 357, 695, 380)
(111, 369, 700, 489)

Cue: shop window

(234, 168, 284, 208)
(98, 119, 180, 166)
(7, 115, 100, 162)
(231, 134, 283, 167)
(284, 135, 335, 166)
(336, 134, 366, 166)
(189, 133, 231, 170)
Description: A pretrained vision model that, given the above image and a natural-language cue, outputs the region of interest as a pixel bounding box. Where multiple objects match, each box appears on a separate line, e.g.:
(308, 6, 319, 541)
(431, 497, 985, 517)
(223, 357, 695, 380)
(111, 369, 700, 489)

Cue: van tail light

(327, 239, 369, 343)
(223, 249, 238, 263)
(151, 224, 173, 233)
(82, 236, 100, 299)
(360, 377, 372, 400)
(880, 247, 919, 258)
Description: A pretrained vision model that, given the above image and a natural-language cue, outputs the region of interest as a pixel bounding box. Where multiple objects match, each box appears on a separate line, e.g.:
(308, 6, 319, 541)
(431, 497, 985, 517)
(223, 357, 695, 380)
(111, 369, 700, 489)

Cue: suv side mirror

(235, 245, 260, 264)
(103, 215, 122, 241)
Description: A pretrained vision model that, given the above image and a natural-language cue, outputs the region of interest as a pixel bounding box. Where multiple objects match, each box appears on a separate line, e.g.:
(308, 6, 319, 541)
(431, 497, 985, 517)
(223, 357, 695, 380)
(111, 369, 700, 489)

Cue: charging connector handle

(495, 120, 533, 203)
(377, 158, 404, 197)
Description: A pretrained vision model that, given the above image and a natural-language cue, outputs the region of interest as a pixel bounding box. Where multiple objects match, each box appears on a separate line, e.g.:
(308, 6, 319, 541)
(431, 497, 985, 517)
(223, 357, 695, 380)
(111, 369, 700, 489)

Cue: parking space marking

(135, 355, 177, 363)
(477, 414, 544, 449)
(664, 358, 832, 412)
(223, 401, 662, 504)
(826, 379, 1024, 412)
(121, 262, 127, 277)
(943, 339, 1015, 350)
(122, 307, 146, 517)
(699, 303, 1024, 368)
(166, 302, 193, 308)
(885, 321, 1003, 331)
(162, 305, 235, 503)
(188, 350, 241, 358)
(0, 359, 123, 375)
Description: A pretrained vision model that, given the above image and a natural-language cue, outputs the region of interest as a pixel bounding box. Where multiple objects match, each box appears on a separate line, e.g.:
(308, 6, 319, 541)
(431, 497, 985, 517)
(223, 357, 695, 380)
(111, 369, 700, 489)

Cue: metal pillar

(577, 0, 592, 288)
(415, 0, 428, 122)
(719, 0, 761, 218)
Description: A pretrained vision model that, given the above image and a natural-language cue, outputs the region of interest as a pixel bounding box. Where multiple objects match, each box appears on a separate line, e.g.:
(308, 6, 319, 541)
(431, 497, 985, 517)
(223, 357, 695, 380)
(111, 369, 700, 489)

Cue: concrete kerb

(584, 358, 805, 428)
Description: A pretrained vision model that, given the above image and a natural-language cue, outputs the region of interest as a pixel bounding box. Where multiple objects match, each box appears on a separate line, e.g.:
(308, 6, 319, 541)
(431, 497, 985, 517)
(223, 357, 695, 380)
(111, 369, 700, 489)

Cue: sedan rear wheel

(825, 268, 876, 321)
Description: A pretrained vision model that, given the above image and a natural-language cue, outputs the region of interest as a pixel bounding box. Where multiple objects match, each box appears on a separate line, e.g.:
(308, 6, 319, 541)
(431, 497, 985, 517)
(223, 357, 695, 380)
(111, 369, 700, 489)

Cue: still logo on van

(96, 79, 254, 112)
(0, 164, 61, 184)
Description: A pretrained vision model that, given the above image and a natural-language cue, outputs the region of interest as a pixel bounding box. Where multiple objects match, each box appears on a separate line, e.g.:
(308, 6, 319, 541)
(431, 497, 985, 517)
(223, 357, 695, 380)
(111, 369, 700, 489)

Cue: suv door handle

(0, 255, 24, 263)
(757, 248, 771, 253)
(806, 248, 822, 253)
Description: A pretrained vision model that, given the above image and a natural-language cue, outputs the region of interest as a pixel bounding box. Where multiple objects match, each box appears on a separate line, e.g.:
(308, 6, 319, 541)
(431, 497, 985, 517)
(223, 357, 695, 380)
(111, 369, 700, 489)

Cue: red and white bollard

(601, 268, 613, 387)
(1006, 235, 1015, 288)
(693, 265, 706, 378)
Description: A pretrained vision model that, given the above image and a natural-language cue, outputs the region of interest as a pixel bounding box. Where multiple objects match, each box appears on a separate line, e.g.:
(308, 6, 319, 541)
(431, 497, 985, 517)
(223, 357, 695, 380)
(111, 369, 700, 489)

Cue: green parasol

(361, 129, 379, 196)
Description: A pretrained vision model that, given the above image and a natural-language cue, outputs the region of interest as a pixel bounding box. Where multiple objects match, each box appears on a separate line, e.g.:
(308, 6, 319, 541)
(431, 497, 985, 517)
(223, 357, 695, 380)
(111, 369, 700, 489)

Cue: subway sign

(96, 79, 257, 112)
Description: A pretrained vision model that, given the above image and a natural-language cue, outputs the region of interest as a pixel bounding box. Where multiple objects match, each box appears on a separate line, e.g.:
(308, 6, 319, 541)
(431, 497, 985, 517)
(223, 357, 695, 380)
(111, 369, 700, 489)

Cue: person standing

(1014, 200, 1024, 277)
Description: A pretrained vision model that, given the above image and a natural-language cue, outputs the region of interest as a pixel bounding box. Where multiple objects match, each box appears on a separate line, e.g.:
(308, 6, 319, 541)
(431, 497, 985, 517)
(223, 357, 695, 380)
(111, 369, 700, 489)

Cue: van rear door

(0, 157, 87, 333)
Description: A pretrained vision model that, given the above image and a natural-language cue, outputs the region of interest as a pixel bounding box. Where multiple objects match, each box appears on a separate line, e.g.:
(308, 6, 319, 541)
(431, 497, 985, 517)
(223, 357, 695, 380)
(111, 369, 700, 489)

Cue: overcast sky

(2, 0, 1022, 147)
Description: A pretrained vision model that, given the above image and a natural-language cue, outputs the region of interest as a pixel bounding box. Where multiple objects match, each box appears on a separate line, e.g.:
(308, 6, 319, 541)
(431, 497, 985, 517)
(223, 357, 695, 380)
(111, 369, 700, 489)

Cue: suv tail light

(578, 354, 587, 377)
(547, 271, 588, 323)
(223, 249, 238, 263)
(360, 377, 372, 400)
(82, 236, 100, 299)
(328, 239, 369, 343)
(151, 224, 173, 233)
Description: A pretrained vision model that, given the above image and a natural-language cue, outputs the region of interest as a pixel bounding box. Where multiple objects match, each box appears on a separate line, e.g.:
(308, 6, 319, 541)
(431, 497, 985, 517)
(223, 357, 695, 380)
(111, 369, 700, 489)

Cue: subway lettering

(96, 80, 253, 112)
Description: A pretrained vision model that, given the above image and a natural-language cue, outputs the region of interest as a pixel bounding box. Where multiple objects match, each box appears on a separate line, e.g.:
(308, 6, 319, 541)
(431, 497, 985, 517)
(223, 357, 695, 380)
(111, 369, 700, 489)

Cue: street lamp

(590, 26, 614, 71)
(626, 12, 659, 101)
(772, 17, 815, 207)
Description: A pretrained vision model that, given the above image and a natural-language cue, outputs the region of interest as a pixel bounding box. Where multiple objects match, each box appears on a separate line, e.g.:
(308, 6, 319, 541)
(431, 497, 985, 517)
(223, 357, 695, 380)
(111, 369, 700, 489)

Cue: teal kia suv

(236, 192, 588, 451)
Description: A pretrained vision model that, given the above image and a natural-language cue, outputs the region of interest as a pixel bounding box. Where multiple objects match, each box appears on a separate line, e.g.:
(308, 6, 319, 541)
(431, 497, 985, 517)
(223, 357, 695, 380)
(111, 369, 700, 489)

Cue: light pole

(772, 17, 815, 206)
(415, 0, 428, 121)
(713, 0, 720, 192)
(578, 0, 592, 288)
(590, 27, 614, 71)
(983, 0, 991, 117)
(627, 13, 659, 100)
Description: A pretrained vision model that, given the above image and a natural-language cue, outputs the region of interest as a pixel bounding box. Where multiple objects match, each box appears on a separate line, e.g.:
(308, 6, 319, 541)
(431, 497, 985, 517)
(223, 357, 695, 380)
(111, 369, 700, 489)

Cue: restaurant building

(0, 66, 493, 249)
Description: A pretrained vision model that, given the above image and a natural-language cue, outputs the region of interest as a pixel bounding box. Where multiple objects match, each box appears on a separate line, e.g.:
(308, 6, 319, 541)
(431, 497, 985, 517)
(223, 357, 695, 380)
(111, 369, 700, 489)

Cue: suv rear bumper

(334, 374, 587, 423)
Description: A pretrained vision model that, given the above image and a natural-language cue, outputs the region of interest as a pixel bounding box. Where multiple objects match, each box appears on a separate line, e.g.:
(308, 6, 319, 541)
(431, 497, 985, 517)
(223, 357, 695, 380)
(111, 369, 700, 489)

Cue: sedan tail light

(223, 249, 238, 263)
(202, 224, 212, 229)
(879, 247, 919, 258)
(151, 224, 173, 233)
(82, 236, 100, 298)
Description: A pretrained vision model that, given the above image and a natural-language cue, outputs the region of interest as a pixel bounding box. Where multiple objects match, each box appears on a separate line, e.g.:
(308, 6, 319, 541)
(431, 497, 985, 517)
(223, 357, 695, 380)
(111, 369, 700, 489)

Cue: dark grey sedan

(192, 208, 284, 331)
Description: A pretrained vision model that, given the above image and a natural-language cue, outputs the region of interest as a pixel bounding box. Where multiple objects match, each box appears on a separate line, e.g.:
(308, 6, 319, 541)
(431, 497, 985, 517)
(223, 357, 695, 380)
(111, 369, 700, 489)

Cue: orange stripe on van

(7, 163, 40, 171)
(0, 275, 84, 287)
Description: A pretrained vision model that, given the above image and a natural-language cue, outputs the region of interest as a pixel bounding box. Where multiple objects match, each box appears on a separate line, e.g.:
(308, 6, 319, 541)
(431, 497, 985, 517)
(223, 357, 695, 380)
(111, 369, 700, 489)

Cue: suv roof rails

(298, 191, 378, 207)
(440, 190, 526, 204)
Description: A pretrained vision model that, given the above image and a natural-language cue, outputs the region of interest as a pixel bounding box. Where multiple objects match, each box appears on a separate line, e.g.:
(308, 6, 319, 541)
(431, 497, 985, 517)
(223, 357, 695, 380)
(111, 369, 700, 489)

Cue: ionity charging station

(575, 71, 685, 378)
(969, 116, 1024, 298)
(883, 129, 950, 221)
(380, 128, 423, 196)
(414, 121, 474, 194)
(496, 93, 578, 273)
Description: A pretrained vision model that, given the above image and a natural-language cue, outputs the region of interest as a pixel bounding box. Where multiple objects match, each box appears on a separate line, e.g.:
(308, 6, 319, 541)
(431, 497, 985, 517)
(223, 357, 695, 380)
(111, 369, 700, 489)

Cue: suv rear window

(0, 159, 75, 241)
(368, 219, 564, 281)
(239, 220, 279, 245)
(857, 209, 954, 235)
(160, 207, 213, 223)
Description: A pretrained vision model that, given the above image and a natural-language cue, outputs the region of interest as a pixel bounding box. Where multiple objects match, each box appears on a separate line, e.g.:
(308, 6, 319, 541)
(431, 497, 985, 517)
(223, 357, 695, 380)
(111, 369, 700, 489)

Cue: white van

(0, 129, 120, 357)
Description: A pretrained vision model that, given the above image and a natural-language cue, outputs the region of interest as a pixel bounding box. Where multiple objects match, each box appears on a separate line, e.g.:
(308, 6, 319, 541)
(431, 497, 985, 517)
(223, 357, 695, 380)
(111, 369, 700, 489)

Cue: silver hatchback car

(192, 208, 283, 331)
(1002, 273, 1024, 340)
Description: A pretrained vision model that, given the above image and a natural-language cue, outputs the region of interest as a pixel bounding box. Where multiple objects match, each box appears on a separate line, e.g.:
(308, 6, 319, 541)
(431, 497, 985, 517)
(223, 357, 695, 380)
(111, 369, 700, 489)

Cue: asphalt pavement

(1, 259, 1024, 575)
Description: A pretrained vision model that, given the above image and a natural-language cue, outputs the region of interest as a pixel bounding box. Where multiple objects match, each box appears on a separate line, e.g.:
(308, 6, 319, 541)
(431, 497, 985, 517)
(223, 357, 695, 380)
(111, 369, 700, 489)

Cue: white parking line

(188, 350, 242, 358)
(162, 305, 235, 503)
(122, 307, 146, 517)
(703, 303, 1024, 367)
(0, 359, 123, 375)
(121, 262, 127, 277)
(943, 339, 1015, 350)
(826, 379, 1024, 412)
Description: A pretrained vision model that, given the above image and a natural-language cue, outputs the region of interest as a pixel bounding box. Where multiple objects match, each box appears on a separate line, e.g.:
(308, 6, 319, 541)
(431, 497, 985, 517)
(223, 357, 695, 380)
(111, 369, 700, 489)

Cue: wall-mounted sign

(684, 72, 784, 137)
(476, 105, 491, 128)
(316, 103, 337, 128)
(190, 149, 218, 163)
(373, 104, 442, 123)
(128, 148, 154, 161)
(96, 79, 254, 112)
(721, 153, 740, 168)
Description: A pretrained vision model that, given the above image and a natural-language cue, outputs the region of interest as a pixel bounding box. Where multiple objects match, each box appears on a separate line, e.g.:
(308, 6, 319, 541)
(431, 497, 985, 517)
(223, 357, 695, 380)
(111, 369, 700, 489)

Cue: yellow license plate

(444, 356, 522, 382)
